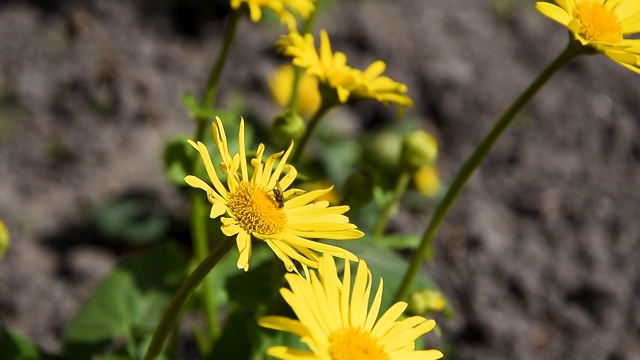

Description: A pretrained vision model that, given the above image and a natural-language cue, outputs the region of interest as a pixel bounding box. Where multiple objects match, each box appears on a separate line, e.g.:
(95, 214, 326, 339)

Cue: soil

(1, 0, 640, 359)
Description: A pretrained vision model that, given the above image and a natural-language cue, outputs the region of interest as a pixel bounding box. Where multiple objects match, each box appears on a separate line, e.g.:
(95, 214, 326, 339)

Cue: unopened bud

(272, 109, 306, 147)
(413, 165, 441, 198)
(0, 221, 9, 260)
(400, 130, 438, 172)
(408, 289, 447, 315)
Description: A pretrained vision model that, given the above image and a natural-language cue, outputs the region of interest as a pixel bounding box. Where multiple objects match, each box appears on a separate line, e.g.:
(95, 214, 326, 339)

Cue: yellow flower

(277, 29, 414, 115)
(230, 0, 315, 30)
(536, 0, 640, 74)
(414, 165, 441, 198)
(259, 254, 444, 360)
(269, 64, 321, 117)
(185, 117, 363, 271)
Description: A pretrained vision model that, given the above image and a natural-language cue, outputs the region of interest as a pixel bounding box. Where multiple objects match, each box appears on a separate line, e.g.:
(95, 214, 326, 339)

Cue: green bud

(341, 171, 375, 210)
(408, 289, 447, 315)
(363, 131, 404, 177)
(400, 130, 438, 172)
(272, 109, 307, 147)
(0, 221, 9, 260)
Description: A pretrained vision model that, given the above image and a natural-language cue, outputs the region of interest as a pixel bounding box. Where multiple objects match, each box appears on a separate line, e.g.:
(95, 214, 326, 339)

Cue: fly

(272, 182, 285, 208)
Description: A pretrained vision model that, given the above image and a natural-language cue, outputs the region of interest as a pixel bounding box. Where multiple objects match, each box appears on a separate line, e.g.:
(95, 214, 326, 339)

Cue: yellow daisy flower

(184, 117, 363, 272)
(536, 0, 640, 74)
(277, 29, 414, 114)
(230, 0, 316, 30)
(259, 254, 444, 360)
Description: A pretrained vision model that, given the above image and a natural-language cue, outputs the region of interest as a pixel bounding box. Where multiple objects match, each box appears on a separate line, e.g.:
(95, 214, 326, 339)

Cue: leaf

(181, 92, 216, 120)
(91, 191, 171, 246)
(374, 233, 421, 250)
(207, 311, 253, 360)
(224, 245, 285, 309)
(63, 243, 186, 359)
(0, 328, 62, 360)
(163, 135, 194, 186)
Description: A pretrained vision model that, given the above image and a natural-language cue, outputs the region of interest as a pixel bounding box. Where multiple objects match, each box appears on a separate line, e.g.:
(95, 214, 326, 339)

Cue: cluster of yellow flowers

(186, 116, 443, 359)
(276, 29, 414, 115)
(183, 0, 640, 358)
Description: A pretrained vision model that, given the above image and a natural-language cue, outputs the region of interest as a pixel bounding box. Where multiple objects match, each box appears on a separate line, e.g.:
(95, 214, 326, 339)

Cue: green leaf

(0, 328, 62, 360)
(374, 233, 421, 250)
(91, 192, 171, 246)
(207, 311, 253, 360)
(181, 92, 217, 119)
(225, 254, 286, 309)
(63, 243, 186, 359)
(163, 135, 194, 186)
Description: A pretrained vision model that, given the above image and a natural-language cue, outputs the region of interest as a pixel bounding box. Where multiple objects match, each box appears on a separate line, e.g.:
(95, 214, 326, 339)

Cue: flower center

(573, 1, 622, 44)
(328, 327, 390, 360)
(227, 181, 287, 235)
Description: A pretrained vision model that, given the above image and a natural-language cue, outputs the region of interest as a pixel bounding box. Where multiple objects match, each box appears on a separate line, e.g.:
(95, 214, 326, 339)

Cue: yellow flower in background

(259, 254, 444, 360)
(231, 0, 315, 30)
(536, 0, 640, 74)
(409, 289, 448, 315)
(0, 221, 9, 260)
(269, 64, 321, 117)
(277, 29, 414, 115)
(414, 165, 441, 198)
(185, 117, 363, 272)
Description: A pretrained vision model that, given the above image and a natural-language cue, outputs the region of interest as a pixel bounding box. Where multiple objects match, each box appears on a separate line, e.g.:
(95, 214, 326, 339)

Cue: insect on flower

(272, 181, 285, 208)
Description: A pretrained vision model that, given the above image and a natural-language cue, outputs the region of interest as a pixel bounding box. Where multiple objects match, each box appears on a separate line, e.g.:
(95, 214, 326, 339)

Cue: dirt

(1, 0, 640, 359)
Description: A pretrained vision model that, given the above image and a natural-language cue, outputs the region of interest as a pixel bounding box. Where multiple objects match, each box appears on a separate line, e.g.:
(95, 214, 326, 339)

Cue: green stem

(393, 44, 579, 302)
(144, 237, 236, 360)
(187, 8, 242, 344)
(189, 191, 219, 339)
(291, 101, 333, 164)
(201, 8, 243, 111)
(374, 171, 411, 237)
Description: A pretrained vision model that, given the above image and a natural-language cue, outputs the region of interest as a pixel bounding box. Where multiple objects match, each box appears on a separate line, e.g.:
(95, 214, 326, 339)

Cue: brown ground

(1, 0, 640, 359)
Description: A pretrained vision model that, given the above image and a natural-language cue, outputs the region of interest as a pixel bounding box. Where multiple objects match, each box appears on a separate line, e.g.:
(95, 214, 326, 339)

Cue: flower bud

(400, 130, 438, 172)
(413, 165, 441, 198)
(0, 221, 9, 260)
(408, 289, 447, 315)
(272, 109, 307, 147)
(341, 171, 375, 210)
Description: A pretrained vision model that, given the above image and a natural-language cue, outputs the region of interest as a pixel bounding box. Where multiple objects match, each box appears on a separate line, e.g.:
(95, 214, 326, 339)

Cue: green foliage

(0, 328, 62, 360)
(91, 192, 172, 246)
(63, 243, 186, 360)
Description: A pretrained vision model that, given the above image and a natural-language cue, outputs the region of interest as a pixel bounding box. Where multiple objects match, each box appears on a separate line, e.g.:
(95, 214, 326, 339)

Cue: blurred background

(1, 0, 640, 359)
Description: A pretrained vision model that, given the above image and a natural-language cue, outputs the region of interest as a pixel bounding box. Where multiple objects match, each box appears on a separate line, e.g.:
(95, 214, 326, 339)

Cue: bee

(272, 181, 285, 208)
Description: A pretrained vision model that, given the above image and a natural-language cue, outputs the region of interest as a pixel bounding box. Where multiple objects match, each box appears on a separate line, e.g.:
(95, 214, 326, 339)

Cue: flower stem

(144, 237, 236, 360)
(201, 8, 242, 112)
(393, 44, 579, 302)
(187, 8, 242, 344)
(189, 191, 218, 339)
(374, 171, 411, 237)
(291, 101, 333, 164)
